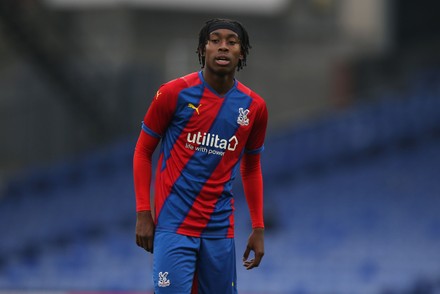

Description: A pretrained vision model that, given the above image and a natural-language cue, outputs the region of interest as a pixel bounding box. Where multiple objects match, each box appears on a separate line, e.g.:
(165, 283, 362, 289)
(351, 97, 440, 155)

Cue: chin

(210, 66, 236, 76)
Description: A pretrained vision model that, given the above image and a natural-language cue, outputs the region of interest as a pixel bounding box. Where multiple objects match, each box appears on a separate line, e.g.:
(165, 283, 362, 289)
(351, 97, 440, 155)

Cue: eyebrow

(209, 32, 239, 38)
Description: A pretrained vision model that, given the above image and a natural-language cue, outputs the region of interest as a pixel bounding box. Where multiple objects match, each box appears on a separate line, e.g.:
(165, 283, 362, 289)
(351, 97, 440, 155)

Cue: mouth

(215, 55, 230, 66)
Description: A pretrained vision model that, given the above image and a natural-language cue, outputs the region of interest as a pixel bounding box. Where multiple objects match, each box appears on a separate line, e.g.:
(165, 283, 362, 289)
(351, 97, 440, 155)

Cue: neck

(202, 68, 235, 96)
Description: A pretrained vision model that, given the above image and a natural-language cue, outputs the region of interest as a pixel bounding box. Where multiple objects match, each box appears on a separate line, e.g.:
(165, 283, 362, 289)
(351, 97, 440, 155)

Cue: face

(202, 29, 243, 75)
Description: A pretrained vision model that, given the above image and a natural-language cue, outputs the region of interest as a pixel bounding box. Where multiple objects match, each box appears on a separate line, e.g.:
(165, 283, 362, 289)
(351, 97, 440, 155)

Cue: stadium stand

(0, 69, 439, 293)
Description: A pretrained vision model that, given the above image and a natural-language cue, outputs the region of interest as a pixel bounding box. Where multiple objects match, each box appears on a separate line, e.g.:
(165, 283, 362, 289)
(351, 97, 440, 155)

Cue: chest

(173, 89, 254, 135)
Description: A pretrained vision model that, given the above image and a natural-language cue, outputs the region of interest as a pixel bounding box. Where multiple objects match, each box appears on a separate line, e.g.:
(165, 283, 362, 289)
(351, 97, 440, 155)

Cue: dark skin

(135, 28, 265, 270)
(135, 210, 155, 253)
(201, 29, 243, 95)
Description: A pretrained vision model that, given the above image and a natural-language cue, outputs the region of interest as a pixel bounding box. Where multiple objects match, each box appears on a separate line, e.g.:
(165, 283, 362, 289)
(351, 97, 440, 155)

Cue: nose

(218, 39, 229, 51)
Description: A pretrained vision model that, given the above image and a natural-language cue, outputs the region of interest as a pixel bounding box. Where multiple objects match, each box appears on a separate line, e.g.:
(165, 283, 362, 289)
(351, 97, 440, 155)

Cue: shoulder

(236, 81, 266, 108)
(160, 72, 202, 95)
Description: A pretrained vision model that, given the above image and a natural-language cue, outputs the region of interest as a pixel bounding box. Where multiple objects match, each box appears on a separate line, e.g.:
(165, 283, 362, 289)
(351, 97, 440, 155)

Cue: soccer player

(133, 18, 268, 293)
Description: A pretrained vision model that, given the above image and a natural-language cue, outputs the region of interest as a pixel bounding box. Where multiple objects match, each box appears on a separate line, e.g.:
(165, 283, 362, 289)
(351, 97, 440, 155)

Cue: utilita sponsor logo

(186, 132, 238, 151)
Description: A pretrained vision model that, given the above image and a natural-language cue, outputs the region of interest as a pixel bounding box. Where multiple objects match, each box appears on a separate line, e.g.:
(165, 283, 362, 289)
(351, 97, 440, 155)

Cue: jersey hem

(155, 227, 234, 239)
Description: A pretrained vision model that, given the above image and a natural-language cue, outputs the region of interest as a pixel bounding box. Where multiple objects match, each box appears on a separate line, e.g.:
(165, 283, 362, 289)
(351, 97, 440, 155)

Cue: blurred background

(1, 0, 440, 293)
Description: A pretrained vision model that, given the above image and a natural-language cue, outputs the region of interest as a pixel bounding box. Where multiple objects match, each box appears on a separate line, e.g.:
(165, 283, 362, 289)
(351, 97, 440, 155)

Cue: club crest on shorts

(237, 108, 250, 126)
(158, 271, 171, 287)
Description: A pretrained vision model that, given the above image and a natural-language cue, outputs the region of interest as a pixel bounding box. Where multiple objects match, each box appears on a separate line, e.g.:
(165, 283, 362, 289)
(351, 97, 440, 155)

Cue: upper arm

(142, 85, 178, 138)
(245, 100, 268, 154)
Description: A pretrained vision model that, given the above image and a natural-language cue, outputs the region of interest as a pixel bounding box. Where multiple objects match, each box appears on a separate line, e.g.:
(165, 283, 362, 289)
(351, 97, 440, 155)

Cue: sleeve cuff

(245, 145, 264, 154)
(141, 122, 161, 139)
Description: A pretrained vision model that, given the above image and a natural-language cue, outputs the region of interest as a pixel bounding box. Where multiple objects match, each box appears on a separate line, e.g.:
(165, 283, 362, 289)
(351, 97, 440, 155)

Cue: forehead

(209, 29, 239, 39)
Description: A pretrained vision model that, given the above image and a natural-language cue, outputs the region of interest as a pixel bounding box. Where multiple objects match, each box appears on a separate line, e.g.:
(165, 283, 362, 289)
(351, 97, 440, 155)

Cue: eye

(228, 40, 238, 46)
(209, 38, 220, 44)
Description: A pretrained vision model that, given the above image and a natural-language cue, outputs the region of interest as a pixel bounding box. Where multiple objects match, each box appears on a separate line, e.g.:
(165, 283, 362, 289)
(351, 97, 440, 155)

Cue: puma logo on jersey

(155, 91, 162, 99)
(188, 103, 202, 115)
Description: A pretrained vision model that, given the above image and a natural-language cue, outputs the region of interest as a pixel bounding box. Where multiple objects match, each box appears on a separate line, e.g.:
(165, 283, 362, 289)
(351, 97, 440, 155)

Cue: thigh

(153, 231, 199, 294)
(196, 238, 237, 294)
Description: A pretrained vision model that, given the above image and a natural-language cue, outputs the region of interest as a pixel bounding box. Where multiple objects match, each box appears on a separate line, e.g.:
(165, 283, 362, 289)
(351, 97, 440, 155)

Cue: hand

(243, 228, 264, 270)
(135, 210, 155, 253)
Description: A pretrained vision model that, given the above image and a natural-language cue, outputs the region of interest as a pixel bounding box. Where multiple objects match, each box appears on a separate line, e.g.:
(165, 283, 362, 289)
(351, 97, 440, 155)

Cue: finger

(136, 235, 141, 247)
(242, 246, 251, 261)
(243, 259, 255, 270)
(136, 235, 150, 252)
(147, 237, 154, 253)
(252, 252, 263, 267)
(141, 237, 150, 252)
(243, 251, 264, 270)
(243, 259, 253, 267)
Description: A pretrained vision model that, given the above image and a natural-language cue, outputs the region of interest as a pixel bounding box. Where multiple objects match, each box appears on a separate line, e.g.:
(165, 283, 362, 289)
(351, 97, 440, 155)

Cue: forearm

(133, 131, 159, 212)
(241, 153, 264, 229)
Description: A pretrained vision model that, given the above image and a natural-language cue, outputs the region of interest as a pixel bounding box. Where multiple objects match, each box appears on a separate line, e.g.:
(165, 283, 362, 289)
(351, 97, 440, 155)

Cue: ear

(239, 49, 244, 60)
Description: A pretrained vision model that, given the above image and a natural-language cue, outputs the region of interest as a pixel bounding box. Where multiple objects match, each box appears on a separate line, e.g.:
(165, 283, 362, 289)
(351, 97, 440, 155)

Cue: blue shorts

(153, 231, 237, 294)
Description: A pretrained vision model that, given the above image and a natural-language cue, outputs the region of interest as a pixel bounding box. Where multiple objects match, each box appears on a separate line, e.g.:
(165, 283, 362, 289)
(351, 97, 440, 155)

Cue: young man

(133, 18, 268, 293)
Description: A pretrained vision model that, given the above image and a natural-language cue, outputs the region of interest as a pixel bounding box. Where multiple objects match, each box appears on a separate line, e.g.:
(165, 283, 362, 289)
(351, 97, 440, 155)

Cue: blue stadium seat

(1, 74, 440, 293)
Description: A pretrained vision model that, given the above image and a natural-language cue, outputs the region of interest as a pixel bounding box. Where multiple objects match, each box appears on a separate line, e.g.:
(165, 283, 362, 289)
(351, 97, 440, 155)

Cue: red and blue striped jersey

(142, 71, 268, 238)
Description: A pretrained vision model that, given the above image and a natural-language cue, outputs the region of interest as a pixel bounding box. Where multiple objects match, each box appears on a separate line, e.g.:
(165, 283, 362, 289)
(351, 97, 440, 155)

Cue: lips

(215, 55, 230, 66)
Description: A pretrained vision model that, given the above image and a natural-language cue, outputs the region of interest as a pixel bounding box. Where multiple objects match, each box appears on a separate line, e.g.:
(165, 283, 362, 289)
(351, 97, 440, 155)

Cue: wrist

(252, 223, 265, 230)
(137, 210, 152, 220)
(137, 210, 150, 215)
